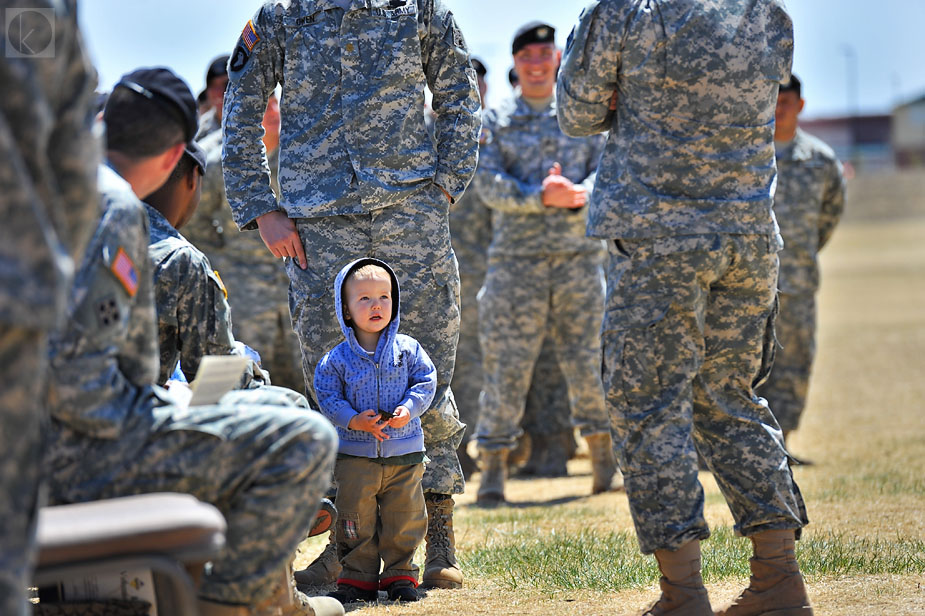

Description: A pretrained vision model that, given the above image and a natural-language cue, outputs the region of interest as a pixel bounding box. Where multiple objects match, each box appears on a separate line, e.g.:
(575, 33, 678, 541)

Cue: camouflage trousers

(522, 336, 573, 436)
(44, 386, 337, 605)
(0, 326, 47, 616)
(287, 184, 466, 495)
(213, 255, 305, 394)
(755, 292, 816, 432)
(454, 271, 571, 442)
(603, 234, 808, 554)
(452, 269, 484, 438)
(475, 252, 609, 451)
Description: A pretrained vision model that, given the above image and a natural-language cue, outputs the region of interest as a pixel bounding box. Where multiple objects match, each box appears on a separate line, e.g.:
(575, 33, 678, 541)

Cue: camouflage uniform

(195, 107, 221, 142)
(557, 0, 808, 553)
(756, 129, 845, 432)
(448, 164, 491, 437)
(450, 180, 571, 442)
(183, 133, 304, 392)
(222, 0, 481, 495)
(0, 4, 98, 614)
(146, 203, 237, 384)
(44, 165, 338, 605)
(473, 95, 608, 451)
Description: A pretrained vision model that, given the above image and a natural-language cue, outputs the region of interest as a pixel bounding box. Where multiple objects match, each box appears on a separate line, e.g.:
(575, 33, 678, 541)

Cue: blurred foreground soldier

(44, 67, 342, 616)
(558, 2, 811, 615)
(756, 75, 845, 456)
(196, 54, 230, 141)
(187, 94, 304, 392)
(0, 3, 98, 614)
(222, 0, 481, 590)
(473, 22, 617, 504)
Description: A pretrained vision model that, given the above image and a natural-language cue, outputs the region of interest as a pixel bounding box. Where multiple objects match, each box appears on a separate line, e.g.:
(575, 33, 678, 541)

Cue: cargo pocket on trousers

(602, 302, 672, 411)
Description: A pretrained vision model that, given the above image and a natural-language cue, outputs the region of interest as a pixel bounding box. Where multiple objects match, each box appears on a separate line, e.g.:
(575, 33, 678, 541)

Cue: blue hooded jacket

(314, 258, 436, 458)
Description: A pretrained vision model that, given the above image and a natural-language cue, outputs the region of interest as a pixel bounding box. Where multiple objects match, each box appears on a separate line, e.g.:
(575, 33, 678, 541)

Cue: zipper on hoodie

(375, 361, 381, 458)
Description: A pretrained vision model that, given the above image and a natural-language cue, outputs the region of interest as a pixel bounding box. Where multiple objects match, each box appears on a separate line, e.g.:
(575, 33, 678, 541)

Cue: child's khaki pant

(333, 457, 426, 589)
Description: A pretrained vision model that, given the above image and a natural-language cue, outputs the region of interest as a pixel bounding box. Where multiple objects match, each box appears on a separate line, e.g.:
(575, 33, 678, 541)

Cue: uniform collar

(143, 202, 183, 242)
(779, 128, 813, 162)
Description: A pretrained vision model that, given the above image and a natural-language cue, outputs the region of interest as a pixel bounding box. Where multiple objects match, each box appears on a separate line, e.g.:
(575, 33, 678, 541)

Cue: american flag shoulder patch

(241, 20, 260, 52)
(110, 246, 139, 297)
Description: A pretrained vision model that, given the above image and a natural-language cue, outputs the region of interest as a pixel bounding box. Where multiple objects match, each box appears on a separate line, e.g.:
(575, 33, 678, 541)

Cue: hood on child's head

(332, 257, 402, 353)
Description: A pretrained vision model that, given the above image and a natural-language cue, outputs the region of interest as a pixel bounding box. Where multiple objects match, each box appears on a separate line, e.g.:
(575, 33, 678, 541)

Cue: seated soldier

(144, 140, 268, 388)
(43, 67, 343, 616)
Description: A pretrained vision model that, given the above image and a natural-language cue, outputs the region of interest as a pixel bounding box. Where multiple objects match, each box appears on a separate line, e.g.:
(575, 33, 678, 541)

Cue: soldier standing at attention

(43, 67, 342, 616)
(557, 2, 811, 615)
(221, 0, 481, 590)
(196, 54, 229, 141)
(187, 94, 305, 393)
(472, 22, 617, 505)
(756, 75, 846, 458)
(0, 3, 99, 614)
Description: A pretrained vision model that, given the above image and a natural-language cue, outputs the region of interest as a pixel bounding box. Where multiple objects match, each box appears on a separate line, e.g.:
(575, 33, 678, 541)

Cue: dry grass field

(294, 170, 925, 615)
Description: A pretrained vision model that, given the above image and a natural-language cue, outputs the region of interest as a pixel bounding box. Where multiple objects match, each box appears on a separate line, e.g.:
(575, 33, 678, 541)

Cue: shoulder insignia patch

(229, 43, 250, 73)
(96, 296, 120, 329)
(110, 247, 139, 297)
(212, 270, 228, 299)
(241, 20, 261, 52)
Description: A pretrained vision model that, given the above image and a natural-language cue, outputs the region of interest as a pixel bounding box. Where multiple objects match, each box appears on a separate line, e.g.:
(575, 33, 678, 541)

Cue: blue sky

(78, 0, 924, 119)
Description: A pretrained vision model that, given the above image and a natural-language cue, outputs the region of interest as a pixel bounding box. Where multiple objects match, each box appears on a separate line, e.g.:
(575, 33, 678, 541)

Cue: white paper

(188, 355, 249, 407)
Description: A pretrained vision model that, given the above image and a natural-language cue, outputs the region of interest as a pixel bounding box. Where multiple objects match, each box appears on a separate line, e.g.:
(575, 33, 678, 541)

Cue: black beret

(184, 141, 207, 174)
(512, 21, 555, 55)
(471, 57, 487, 78)
(206, 54, 230, 85)
(114, 67, 198, 144)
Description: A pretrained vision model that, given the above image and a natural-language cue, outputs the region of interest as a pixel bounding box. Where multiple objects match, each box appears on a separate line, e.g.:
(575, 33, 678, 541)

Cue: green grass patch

(460, 525, 925, 592)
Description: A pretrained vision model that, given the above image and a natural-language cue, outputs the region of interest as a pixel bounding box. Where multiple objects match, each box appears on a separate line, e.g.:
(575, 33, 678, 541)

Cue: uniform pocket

(602, 301, 672, 410)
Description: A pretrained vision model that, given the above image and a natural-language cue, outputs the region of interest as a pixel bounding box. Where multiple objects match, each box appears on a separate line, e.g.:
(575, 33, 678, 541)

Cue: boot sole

(757, 608, 813, 616)
(420, 578, 462, 590)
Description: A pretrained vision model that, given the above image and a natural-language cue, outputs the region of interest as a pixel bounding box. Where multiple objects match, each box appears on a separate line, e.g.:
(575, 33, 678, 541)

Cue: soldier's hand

(348, 409, 390, 441)
(542, 174, 584, 208)
(609, 90, 619, 111)
(256, 211, 307, 269)
(388, 405, 412, 429)
(547, 162, 563, 177)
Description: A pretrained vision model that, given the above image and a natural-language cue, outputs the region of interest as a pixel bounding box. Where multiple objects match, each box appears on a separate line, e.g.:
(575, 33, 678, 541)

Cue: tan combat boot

(641, 540, 712, 616)
(715, 529, 813, 616)
(585, 432, 620, 494)
(199, 566, 345, 616)
(294, 532, 341, 589)
(476, 448, 509, 505)
(421, 494, 464, 589)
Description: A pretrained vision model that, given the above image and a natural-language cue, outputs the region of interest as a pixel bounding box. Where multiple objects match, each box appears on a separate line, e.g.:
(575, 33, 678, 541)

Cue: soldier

(756, 74, 846, 456)
(185, 94, 305, 393)
(221, 0, 481, 590)
(196, 54, 229, 141)
(557, 2, 811, 615)
(43, 67, 342, 616)
(472, 22, 617, 505)
(144, 140, 271, 388)
(0, 3, 99, 614)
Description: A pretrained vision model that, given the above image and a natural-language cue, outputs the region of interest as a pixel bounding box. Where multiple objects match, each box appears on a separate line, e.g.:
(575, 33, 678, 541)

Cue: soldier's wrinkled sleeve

(314, 352, 359, 430)
(420, 0, 482, 201)
(556, 1, 621, 137)
(50, 13, 100, 263)
(168, 248, 237, 382)
(580, 133, 607, 193)
(222, 5, 285, 230)
(817, 156, 846, 249)
(473, 111, 546, 214)
(400, 340, 437, 419)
